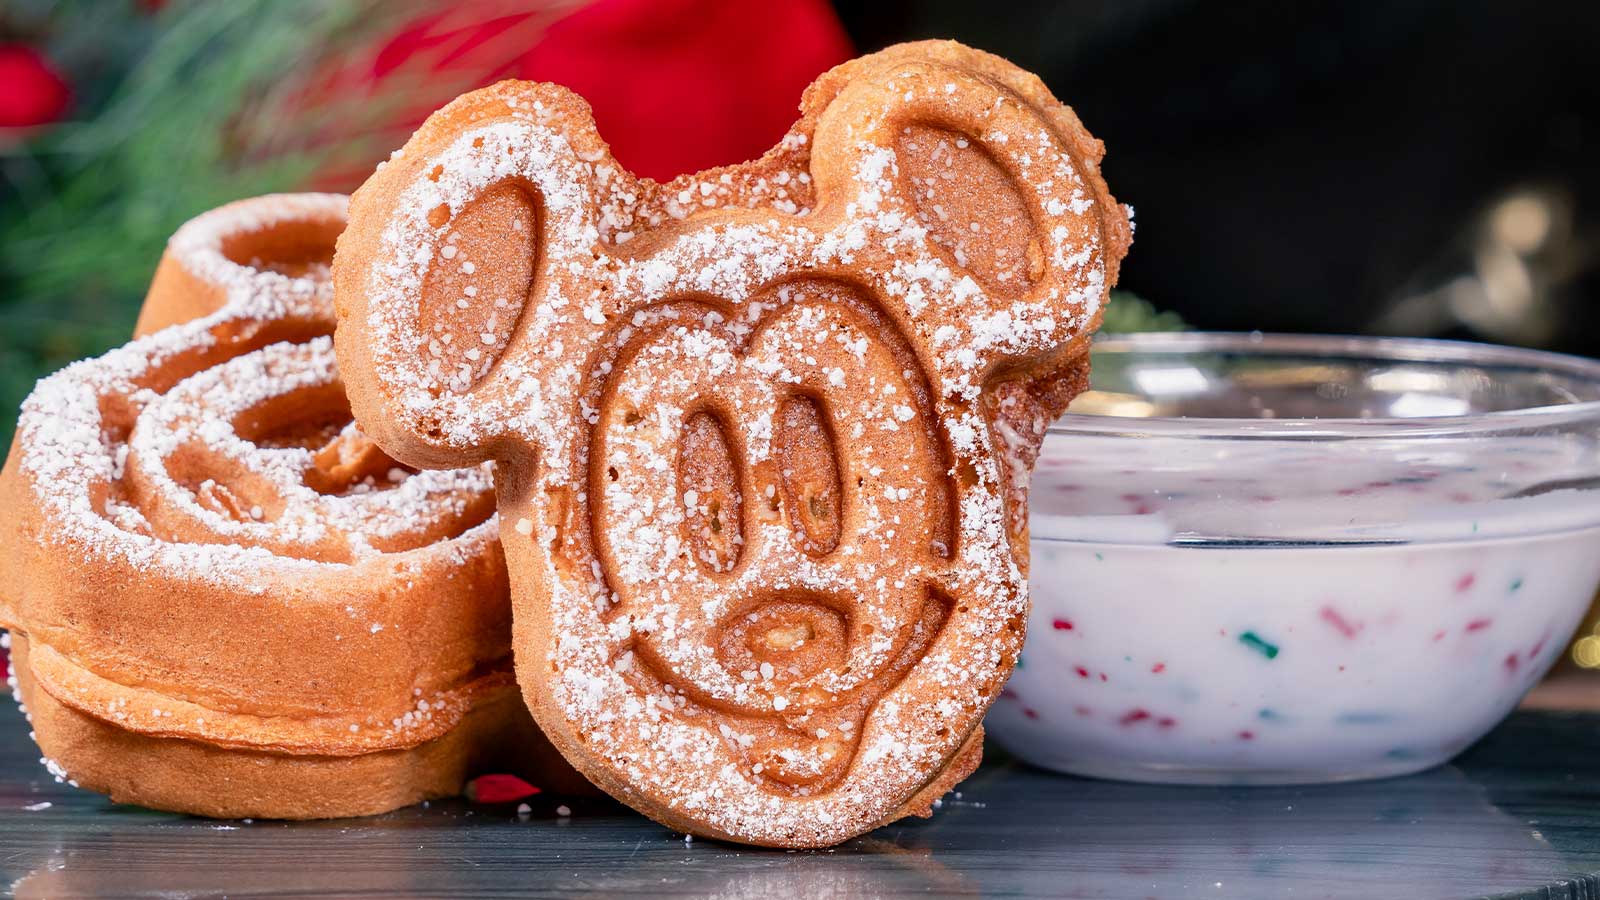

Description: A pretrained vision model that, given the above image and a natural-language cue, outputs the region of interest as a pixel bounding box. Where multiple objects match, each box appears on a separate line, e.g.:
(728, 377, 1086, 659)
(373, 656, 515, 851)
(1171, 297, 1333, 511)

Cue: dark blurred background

(838, 0, 1600, 355)
(2, 0, 1597, 438)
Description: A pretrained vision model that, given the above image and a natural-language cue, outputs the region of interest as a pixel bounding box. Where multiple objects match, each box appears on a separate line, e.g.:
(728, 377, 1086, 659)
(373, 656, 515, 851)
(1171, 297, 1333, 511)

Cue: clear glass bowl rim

(1051, 331, 1600, 440)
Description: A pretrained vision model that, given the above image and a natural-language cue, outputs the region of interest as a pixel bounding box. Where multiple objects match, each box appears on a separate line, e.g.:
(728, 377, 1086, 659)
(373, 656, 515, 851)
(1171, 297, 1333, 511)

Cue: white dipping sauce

(988, 432, 1600, 783)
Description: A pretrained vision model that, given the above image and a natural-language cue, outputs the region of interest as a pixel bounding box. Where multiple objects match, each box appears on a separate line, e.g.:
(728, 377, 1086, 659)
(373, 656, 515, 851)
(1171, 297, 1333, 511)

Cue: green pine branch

(0, 0, 411, 445)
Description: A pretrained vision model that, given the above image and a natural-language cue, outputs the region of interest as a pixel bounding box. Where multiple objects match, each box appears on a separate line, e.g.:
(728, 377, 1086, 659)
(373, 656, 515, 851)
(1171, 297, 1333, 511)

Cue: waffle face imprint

(335, 40, 1130, 846)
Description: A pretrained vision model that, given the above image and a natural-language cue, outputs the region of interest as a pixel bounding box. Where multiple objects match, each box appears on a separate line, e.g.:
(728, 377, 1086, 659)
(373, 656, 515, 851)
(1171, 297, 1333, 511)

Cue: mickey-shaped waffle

(0, 194, 573, 818)
(335, 41, 1131, 845)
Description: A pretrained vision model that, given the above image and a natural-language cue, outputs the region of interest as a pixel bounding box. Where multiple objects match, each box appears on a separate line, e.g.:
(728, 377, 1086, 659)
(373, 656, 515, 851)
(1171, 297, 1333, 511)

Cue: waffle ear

(808, 51, 1126, 385)
(411, 181, 541, 398)
(334, 84, 608, 469)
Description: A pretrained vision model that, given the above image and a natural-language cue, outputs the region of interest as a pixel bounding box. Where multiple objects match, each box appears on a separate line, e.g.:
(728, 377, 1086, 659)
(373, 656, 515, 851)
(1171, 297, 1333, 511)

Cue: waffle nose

(716, 598, 850, 692)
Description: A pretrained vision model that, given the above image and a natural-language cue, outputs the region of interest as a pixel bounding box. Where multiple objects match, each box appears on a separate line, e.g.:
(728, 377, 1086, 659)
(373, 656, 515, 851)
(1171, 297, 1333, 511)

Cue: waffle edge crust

(334, 40, 1131, 846)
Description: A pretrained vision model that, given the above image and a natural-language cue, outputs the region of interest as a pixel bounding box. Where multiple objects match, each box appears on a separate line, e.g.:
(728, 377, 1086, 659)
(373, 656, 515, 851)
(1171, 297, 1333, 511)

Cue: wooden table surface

(2, 697, 1600, 898)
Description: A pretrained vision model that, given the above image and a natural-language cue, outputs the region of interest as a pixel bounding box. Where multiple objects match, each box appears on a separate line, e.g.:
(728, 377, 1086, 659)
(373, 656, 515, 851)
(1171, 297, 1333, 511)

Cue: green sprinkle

(1510, 577, 1524, 593)
(1385, 747, 1419, 760)
(1015, 654, 1025, 670)
(1472, 521, 1480, 533)
(1094, 552, 1104, 561)
(1257, 708, 1284, 722)
(1239, 631, 1279, 659)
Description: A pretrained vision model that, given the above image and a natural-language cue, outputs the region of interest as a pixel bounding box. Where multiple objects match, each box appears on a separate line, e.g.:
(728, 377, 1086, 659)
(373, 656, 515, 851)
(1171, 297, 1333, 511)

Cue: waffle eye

(677, 412, 743, 574)
(775, 396, 841, 557)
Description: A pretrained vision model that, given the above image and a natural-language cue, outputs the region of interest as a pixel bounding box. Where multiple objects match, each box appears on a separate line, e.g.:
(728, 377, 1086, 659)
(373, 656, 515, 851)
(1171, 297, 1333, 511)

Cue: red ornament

(515, 0, 853, 181)
(0, 44, 71, 128)
(342, 0, 852, 184)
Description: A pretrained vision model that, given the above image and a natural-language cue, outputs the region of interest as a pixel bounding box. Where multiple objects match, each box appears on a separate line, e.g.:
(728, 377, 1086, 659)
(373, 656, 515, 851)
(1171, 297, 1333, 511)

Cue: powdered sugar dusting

(340, 43, 1128, 845)
(3, 193, 506, 757)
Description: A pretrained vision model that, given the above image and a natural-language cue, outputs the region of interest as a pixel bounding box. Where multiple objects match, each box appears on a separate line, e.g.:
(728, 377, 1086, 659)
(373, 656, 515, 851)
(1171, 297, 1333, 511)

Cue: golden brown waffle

(0, 194, 574, 818)
(334, 41, 1130, 845)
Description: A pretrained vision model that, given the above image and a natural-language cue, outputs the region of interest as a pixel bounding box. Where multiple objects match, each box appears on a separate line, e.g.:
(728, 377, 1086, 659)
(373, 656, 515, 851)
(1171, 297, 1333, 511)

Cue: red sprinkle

(1238, 730, 1256, 741)
(1052, 618, 1075, 631)
(1157, 717, 1177, 729)
(1503, 654, 1520, 674)
(1151, 662, 1166, 674)
(1075, 666, 1091, 679)
(1074, 705, 1092, 717)
(1465, 618, 1493, 632)
(1528, 638, 1548, 660)
(1432, 630, 1447, 642)
(1023, 707, 1040, 720)
(1455, 573, 1477, 593)
(468, 774, 541, 804)
(1119, 709, 1152, 726)
(1319, 606, 1362, 639)
(1099, 672, 1109, 682)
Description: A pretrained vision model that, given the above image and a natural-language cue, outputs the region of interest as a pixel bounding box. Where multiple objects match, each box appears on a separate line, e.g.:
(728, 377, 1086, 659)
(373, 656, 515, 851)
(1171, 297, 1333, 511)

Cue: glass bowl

(987, 332, 1600, 784)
